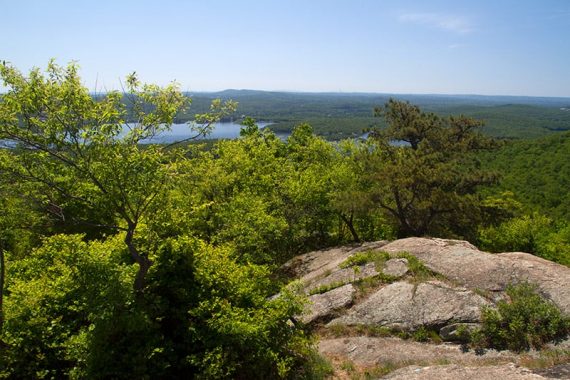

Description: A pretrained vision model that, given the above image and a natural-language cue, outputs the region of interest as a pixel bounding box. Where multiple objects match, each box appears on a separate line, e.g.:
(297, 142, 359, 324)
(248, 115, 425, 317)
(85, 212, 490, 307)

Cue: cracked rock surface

(327, 280, 490, 329)
(382, 363, 548, 380)
(281, 238, 570, 378)
(301, 284, 356, 323)
(381, 238, 570, 314)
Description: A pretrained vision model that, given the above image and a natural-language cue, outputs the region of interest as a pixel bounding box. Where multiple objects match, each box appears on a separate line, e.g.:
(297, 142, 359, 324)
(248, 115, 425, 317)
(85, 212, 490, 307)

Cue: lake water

(143, 126, 407, 144)
(140, 121, 275, 143)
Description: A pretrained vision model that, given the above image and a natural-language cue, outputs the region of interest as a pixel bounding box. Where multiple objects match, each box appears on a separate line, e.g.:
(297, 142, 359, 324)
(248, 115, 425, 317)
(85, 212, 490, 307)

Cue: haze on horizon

(1, 0, 570, 97)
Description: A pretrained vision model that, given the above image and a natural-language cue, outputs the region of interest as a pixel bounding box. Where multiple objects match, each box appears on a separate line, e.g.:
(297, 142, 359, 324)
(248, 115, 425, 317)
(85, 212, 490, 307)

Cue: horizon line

(180, 89, 570, 100)
(2, 87, 570, 100)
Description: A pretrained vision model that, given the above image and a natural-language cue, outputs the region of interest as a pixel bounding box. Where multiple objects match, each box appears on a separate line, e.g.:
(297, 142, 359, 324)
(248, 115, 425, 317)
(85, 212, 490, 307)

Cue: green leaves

(122, 72, 188, 143)
(1, 62, 324, 379)
(0, 61, 202, 297)
(478, 213, 570, 266)
(191, 98, 238, 139)
(368, 99, 498, 238)
(2, 234, 132, 378)
(140, 237, 311, 379)
(474, 283, 570, 352)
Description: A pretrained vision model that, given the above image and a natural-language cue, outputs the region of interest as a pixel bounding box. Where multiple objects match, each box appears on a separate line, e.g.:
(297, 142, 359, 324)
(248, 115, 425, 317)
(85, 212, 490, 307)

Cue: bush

(478, 213, 551, 254)
(0, 234, 133, 379)
(1, 235, 318, 379)
(473, 283, 570, 352)
(92, 237, 318, 379)
(478, 213, 570, 266)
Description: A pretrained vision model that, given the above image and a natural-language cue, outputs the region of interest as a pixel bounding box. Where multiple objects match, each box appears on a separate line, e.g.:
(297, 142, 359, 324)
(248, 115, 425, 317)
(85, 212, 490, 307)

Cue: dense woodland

(183, 90, 570, 140)
(0, 63, 568, 378)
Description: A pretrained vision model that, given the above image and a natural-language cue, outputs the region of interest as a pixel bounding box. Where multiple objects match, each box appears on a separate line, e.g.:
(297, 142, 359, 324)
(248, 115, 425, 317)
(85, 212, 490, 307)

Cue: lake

(147, 125, 405, 145)
(139, 121, 275, 143)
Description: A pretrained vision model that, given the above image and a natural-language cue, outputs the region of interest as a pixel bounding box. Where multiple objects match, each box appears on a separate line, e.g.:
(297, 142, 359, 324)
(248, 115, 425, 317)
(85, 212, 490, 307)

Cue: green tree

(174, 122, 347, 264)
(478, 213, 570, 266)
(0, 233, 317, 379)
(173, 121, 291, 264)
(0, 63, 319, 379)
(0, 152, 46, 344)
(141, 238, 312, 379)
(328, 139, 394, 243)
(0, 61, 234, 295)
(282, 124, 340, 250)
(368, 99, 497, 238)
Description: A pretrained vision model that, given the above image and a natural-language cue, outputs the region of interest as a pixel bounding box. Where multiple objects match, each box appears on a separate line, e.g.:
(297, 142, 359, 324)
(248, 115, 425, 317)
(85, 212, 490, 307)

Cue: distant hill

(179, 90, 570, 140)
(188, 89, 570, 108)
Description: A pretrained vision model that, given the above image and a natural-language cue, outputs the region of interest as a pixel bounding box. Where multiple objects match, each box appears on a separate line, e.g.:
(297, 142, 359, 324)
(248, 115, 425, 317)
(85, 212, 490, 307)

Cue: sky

(1, 0, 570, 97)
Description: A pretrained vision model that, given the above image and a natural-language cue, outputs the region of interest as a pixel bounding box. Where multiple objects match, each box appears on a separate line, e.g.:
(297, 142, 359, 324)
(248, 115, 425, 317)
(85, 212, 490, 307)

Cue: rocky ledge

(281, 237, 570, 379)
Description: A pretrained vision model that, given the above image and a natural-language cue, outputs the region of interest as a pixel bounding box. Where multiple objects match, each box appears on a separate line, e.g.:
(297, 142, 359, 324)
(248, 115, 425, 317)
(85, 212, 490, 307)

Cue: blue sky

(2, 0, 570, 96)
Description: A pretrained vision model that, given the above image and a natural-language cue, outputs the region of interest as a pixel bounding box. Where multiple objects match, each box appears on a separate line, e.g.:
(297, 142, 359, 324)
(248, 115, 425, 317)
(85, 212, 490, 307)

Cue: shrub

(1, 235, 318, 379)
(473, 283, 570, 352)
(1, 234, 133, 379)
(478, 213, 570, 267)
(410, 326, 442, 343)
(139, 237, 316, 379)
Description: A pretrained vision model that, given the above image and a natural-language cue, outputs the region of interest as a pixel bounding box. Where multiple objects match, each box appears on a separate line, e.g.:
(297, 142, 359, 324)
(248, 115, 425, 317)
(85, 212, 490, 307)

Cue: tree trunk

(124, 225, 152, 297)
(340, 213, 360, 243)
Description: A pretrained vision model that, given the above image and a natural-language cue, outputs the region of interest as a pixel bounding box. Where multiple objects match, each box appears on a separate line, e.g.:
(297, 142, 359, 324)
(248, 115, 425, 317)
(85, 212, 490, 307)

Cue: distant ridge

(184, 89, 570, 108)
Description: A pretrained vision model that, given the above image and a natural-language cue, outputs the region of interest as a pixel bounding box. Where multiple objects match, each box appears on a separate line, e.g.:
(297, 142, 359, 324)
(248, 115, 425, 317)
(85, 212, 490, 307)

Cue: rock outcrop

(381, 238, 570, 314)
(319, 336, 519, 367)
(302, 284, 356, 323)
(282, 240, 389, 286)
(383, 363, 548, 380)
(281, 237, 570, 378)
(328, 280, 490, 330)
(282, 237, 570, 327)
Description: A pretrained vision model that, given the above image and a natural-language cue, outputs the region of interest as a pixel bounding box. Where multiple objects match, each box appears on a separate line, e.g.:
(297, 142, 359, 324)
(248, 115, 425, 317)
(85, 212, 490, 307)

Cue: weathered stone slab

(328, 281, 490, 329)
(318, 336, 518, 367)
(305, 263, 378, 294)
(301, 284, 356, 323)
(281, 241, 389, 287)
(381, 238, 570, 314)
(382, 363, 547, 380)
(383, 258, 409, 277)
